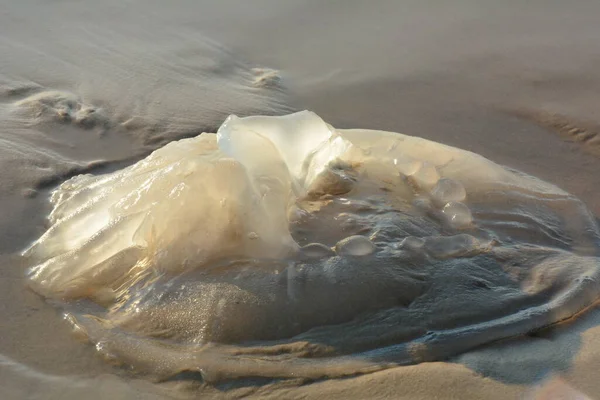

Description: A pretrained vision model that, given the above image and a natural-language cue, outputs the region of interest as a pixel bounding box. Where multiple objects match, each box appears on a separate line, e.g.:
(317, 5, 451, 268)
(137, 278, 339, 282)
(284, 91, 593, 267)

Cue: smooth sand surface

(1, 1, 600, 399)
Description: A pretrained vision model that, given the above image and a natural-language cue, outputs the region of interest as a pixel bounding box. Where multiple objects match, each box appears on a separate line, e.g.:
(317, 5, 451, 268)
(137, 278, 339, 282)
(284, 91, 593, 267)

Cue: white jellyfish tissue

(23, 111, 600, 382)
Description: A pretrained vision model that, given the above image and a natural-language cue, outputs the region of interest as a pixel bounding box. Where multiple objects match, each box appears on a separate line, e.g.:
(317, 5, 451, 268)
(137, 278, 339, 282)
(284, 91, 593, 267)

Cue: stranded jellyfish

(23, 111, 600, 382)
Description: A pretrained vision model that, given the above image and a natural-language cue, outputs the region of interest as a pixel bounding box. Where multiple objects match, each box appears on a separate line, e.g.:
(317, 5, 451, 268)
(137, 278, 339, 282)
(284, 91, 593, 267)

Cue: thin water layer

(23, 111, 600, 383)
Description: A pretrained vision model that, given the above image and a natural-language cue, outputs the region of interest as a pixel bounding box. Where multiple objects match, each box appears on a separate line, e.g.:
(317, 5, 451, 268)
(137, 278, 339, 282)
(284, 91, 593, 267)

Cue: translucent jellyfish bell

(22, 111, 600, 384)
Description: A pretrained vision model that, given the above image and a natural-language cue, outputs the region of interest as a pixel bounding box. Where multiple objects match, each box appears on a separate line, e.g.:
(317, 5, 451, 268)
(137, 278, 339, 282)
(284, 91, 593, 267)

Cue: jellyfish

(23, 111, 600, 382)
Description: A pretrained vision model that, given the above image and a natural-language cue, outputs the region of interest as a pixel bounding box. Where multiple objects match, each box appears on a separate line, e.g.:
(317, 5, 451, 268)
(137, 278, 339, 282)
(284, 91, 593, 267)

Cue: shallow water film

(23, 111, 600, 383)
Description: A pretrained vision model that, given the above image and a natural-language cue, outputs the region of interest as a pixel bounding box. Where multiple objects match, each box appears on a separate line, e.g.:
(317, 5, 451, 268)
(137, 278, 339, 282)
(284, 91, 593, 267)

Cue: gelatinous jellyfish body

(23, 111, 600, 382)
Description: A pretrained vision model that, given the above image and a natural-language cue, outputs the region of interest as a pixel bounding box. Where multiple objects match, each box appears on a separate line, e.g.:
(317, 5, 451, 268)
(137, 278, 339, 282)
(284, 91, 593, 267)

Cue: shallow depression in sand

(23, 111, 600, 383)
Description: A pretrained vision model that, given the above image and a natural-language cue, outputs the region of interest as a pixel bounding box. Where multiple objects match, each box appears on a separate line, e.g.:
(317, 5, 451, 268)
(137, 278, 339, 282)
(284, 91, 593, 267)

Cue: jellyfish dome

(23, 111, 600, 382)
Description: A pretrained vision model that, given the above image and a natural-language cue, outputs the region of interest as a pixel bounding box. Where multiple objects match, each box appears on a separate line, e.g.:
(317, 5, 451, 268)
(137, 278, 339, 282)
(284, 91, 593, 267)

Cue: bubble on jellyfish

(23, 111, 600, 383)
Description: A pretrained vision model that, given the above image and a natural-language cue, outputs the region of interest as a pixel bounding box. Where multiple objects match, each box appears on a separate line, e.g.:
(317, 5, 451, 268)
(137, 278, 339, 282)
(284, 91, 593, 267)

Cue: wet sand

(1, 1, 600, 398)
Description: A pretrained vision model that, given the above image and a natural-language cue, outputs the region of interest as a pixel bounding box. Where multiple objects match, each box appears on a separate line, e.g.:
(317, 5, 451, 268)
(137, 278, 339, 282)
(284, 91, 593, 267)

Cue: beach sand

(1, 1, 599, 398)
